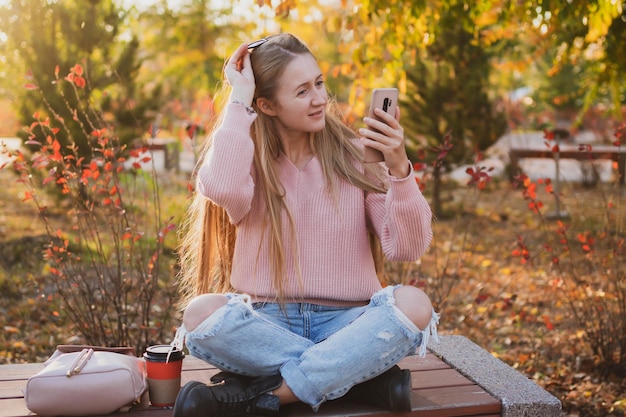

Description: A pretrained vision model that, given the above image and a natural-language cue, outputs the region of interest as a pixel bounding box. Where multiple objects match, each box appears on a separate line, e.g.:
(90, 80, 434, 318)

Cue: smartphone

(363, 88, 399, 162)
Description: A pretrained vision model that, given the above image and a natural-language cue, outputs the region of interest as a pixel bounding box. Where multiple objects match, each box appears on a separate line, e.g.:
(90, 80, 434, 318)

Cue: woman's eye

(297, 89, 307, 96)
(316, 80, 324, 87)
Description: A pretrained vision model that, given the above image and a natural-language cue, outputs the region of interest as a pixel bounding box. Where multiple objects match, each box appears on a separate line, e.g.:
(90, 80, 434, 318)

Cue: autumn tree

(487, 0, 624, 128)
(399, 2, 507, 216)
(135, 0, 359, 135)
(133, 0, 240, 133)
(0, 0, 162, 161)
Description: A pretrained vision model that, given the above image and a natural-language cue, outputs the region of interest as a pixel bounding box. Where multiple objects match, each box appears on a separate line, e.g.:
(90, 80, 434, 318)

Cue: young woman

(172, 33, 438, 417)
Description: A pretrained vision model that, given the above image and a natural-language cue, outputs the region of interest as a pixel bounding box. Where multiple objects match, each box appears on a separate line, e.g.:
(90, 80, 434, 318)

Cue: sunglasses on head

(248, 38, 269, 50)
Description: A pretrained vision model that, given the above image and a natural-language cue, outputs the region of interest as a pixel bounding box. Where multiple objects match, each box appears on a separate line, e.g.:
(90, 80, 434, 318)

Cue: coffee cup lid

(144, 344, 185, 362)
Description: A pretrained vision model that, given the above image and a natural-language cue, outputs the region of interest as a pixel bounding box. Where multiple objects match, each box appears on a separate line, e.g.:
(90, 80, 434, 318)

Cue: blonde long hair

(177, 34, 388, 309)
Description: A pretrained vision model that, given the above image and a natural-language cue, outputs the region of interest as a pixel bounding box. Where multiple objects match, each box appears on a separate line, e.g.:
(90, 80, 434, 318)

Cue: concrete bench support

(429, 335, 562, 417)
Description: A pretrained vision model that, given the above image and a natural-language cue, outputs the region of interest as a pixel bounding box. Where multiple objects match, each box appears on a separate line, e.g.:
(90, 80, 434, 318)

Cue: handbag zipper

(66, 348, 94, 377)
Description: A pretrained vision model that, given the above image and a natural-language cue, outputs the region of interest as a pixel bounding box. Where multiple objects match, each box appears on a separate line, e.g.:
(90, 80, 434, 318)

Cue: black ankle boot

(173, 374, 282, 417)
(209, 371, 254, 386)
(343, 365, 412, 412)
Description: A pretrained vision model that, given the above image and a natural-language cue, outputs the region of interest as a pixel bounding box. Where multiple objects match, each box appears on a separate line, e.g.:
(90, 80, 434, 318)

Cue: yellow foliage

(12, 341, 26, 350)
(397, 73, 407, 95)
(340, 63, 353, 76)
(585, 0, 622, 43)
(319, 61, 331, 77)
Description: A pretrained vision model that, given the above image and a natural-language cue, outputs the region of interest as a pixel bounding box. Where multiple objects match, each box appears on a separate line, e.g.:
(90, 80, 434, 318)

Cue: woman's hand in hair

(225, 43, 256, 106)
(360, 106, 411, 178)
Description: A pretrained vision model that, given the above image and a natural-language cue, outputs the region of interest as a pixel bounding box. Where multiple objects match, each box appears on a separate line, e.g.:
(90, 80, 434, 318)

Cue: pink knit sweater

(197, 103, 432, 305)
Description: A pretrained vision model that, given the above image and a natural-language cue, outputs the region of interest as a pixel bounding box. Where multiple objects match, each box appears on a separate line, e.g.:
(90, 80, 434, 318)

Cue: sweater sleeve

(196, 103, 257, 224)
(365, 163, 433, 261)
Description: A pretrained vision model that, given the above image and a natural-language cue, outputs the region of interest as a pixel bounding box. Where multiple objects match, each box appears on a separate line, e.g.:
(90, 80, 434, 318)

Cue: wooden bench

(0, 336, 560, 417)
(134, 138, 180, 171)
(509, 145, 626, 185)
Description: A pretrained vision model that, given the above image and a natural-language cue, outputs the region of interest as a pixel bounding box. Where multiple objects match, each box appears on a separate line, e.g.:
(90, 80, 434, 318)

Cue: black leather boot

(173, 374, 282, 417)
(209, 371, 254, 386)
(342, 365, 412, 412)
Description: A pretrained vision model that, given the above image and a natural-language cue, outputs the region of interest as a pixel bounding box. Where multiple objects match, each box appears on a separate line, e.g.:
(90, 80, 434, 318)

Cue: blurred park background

(0, 1, 625, 415)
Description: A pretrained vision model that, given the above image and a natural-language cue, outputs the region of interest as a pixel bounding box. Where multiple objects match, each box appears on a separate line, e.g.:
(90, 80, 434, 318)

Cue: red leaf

(74, 76, 86, 89)
(413, 162, 426, 172)
(542, 315, 554, 331)
(475, 294, 489, 304)
(21, 191, 34, 202)
(72, 64, 84, 76)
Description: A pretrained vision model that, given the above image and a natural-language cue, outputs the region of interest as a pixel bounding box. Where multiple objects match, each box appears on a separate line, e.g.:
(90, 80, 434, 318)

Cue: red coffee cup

(143, 345, 185, 407)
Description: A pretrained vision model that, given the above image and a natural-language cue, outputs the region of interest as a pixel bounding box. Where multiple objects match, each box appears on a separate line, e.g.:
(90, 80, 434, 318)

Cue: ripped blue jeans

(173, 285, 439, 411)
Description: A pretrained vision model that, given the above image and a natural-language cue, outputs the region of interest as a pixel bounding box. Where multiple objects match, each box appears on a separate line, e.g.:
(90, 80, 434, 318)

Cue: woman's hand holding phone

(360, 88, 410, 178)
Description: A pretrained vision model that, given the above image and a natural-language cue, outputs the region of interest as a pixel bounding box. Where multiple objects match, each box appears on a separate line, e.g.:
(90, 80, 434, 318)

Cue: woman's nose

(312, 88, 327, 105)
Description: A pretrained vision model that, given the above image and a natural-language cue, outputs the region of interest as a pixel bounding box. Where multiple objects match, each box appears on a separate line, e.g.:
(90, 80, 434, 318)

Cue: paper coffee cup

(144, 345, 185, 407)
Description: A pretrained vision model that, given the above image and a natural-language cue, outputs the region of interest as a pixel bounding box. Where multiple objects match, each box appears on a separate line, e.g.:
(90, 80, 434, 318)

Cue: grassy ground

(0, 167, 624, 416)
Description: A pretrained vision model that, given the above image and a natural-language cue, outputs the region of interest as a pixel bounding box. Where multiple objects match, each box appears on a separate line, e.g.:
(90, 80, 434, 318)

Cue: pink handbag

(24, 346, 147, 416)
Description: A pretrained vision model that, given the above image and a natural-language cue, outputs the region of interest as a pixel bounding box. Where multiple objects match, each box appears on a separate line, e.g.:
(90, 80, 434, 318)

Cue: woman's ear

(256, 98, 277, 116)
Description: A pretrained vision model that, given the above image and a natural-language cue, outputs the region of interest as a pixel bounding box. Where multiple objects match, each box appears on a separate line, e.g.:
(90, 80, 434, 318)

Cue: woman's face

(262, 53, 328, 137)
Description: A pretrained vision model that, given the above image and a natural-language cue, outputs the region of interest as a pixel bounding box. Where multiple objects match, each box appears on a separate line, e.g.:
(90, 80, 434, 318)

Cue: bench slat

(411, 386, 501, 415)
(0, 363, 44, 381)
(281, 384, 501, 417)
(410, 368, 473, 389)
